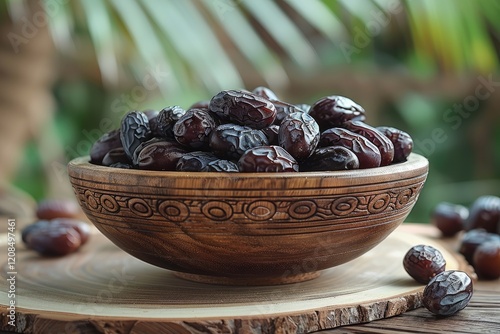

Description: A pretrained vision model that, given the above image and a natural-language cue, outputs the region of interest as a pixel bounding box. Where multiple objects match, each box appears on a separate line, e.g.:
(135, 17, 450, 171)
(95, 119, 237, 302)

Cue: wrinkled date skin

(345, 121, 394, 166)
(300, 146, 359, 172)
(173, 108, 217, 149)
(403, 244, 446, 284)
(22, 219, 91, 246)
(209, 123, 269, 160)
(90, 129, 122, 165)
(252, 86, 279, 101)
(278, 112, 320, 161)
(319, 128, 381, 168)
(465, 195, 500, 233)
(272, 100, 304, 125)
(376, 126, 413, 163)
(209, 90, 277, 129)
(262, 125, 280, 145)
(238, 145, 299, 172)
(202, 159, 239, 172)
(144, 109, 160, 137)
(156, 105, 186, 139)
(309, 95, 366, 129)
(422, 270, 473, 316)
(431, 202, 468, 237)
(135, 140, 188, 171)
(120, 111, 152, 160)
(176, 151, 219, 172)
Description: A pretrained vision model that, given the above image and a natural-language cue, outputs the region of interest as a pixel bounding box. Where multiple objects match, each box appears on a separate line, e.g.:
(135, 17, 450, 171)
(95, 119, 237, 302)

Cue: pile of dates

(431, 195, 500, 280)
(90, 87, 413, 172)
(22, 200, 91, 256)
(403, 245, 473, 316)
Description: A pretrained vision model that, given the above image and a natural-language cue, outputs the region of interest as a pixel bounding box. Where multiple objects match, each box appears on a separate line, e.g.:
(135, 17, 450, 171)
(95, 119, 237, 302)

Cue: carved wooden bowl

(67, 153, 428, 285)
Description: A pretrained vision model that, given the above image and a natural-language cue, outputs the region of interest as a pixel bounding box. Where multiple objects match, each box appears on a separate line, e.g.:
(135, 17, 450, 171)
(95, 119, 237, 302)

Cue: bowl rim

(68, 153, 428, 182)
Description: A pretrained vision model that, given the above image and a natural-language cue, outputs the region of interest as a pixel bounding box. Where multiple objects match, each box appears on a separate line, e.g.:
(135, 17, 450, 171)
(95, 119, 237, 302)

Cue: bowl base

(174, 271, 321, 286)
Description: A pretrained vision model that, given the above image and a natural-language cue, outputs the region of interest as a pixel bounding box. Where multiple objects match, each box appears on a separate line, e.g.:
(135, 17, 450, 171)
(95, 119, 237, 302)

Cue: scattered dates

(23, 200, 91, 257)
(90, 87, 414, 172)
(403, 244, 446, 284)
(431, 195, 500, 280)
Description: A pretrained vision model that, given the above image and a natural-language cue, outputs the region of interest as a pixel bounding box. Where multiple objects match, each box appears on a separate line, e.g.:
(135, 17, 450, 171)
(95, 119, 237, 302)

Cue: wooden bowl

(67, 153, 428, 285)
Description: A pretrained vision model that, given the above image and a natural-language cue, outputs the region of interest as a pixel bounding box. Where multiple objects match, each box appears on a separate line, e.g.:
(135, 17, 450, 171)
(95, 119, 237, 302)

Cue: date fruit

(90, 129, 122, 165)
(300, 146, 359, 172)
(431, 202, 469, 237)
(22, 218, 91, 246)
(319, 128, 381, 168)
(278, 112, 320, 160)
(202, 159, 239, 172)
(209, 124, 269, 160)
(345, 121, 394, 166)
(176, 151, 219, 172)
(26, 225, 82, 256)
(272, 100, 304, 125)
(36, 199, 81, 220)
(238, 145, 299, 172)
(472, 240, 500, 279)
(156, 105, 186, 139)
(465, 195, 500, 233)
(102, 147, 131, 166)
(422, 270, 473, 316)
(309, 95, 365, 129)
(459, 228, 500, 265)
(209, 90, 277, 129)
(173, 108, 217, 149)
(376, 126, 413, 163)
(135, 140, 188, 171)
(252, 86, 278, 101)
(120, 111, 152, 160)
(403, 244, 446, 284)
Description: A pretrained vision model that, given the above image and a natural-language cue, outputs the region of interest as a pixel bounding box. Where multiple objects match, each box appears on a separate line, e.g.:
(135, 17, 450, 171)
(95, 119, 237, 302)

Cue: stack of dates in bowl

(67, 87, 428, 285)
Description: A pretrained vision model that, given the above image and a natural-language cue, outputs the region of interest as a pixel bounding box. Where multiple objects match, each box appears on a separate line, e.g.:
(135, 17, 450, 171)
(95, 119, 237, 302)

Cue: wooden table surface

(317, 224, 500, 334)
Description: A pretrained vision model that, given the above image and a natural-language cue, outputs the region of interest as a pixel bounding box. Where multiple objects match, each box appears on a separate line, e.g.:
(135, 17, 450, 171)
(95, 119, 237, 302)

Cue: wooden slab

(0, 224, 466, 333)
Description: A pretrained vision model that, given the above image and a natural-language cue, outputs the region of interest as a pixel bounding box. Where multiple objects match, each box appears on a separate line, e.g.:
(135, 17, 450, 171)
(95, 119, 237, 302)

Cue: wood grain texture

(0, 225, 466, 334)
(66, 154, 428, 284)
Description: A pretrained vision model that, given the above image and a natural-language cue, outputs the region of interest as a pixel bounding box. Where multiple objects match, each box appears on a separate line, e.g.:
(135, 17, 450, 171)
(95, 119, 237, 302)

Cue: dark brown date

(173, 108, 217, 149)
(473, 240, 500, 279)
(309, 95, 365, 129)
(36, 199, 81, 220)
(262, 125, 280, 145)
(202, 159, 239, 172)
(156, 105, 186, 139)
(300, 146, 359, 172)
(278, 112, 320, 161)
(90, 129, 122, 165)
(144, 109, 160, 137)
(176, 151, 219, 172)
(272, 100, 304, 125)
(209, 90, 276, 129)
(403, 244, 446, 284)
(376, 126, 413, 163)
(319, 128, 381, 168)
(465, 195, 500, 233)
(209, 124, 269, 160)
(22, 219, 91, 246)
(238, 145, 299, 172)
(431, 202, 468, 237)
(252, 86, 278, 101)
(102, 147, 131, 166)
(345, 121, 394, 166)
(25, 225, 82, 256)
(120, 111, 152, 160)
(459, 228, 500, 265)
(422, 270, 473, 316)
(134, 140, 188, 171)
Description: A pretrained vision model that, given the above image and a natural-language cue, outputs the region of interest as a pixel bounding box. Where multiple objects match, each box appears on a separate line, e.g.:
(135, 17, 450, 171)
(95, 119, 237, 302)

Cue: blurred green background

(1, 0, 499, 223)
